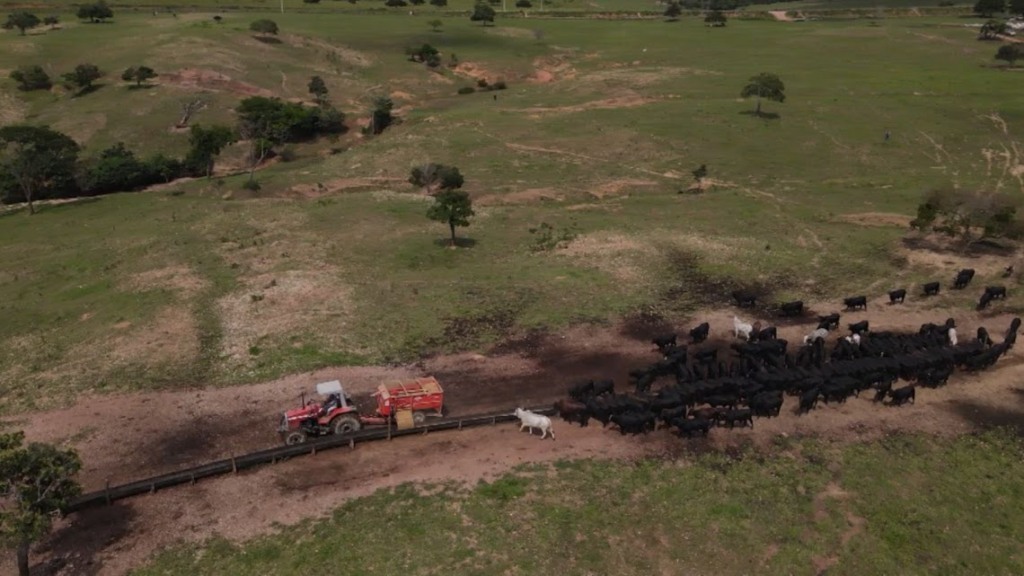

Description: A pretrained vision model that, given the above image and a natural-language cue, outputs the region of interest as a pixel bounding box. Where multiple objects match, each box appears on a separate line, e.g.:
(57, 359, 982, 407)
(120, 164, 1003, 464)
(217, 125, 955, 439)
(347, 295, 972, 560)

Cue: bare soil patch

(7, 305, 1024, 575)
(899, 234, 1020, 277)
(122, 265, 206, 297)
(521, 93, 660, 116)
(836, 212, 913, 228)
(453, 61, 505, 84)
(160, 68, 274, 97)
(529, 55, 577, 83)
(475, 187, 564, 206)
(285, 177, 406, 198)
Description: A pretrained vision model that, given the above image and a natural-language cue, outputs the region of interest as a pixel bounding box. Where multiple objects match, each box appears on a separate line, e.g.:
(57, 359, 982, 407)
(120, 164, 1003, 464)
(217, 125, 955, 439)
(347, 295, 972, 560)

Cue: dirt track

(8, 301, 1024, 575)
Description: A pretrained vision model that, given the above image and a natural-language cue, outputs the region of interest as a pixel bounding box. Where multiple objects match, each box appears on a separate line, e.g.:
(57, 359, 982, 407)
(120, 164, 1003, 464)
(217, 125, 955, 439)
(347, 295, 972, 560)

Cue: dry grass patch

(583, 66, 721, 87)
(558, 232, 657, 283)
(837, 212, 913, 228)
(216, 268, 355, 364)
(0, 91, 28, 125)
(475, 188, 564, 206)
(52, 112, 108, 144)
(122, 265, 207, 298)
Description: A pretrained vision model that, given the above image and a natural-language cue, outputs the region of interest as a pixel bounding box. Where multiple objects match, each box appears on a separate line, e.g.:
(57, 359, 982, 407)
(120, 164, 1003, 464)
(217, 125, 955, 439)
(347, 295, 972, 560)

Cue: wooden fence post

(104, 479, 111, 505)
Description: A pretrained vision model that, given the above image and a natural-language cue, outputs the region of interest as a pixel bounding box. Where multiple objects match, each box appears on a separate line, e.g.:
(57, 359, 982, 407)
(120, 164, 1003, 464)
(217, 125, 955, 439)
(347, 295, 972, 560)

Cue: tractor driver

(322, 392, 342, 414)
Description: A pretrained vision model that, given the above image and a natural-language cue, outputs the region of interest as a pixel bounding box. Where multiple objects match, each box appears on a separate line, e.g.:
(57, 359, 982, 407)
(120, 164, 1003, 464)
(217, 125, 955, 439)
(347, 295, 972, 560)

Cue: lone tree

(995, 43, 1023, 65)
(974, 0, 1005, 17)
(0, 125, 80, 214)
(705, 10, 727, 26)
(369, 96, 394, 135)
(9, 66, 51, 91)
(911, 186, 1019, 242)
(429, 18, 443, 32)
(409, 163, 464, 194)
(3, 12, 41, 35)
(62, 63, 102, 94)
(405, 43, 441, 67)
(121, 65, 157, 87)
(427, 189, 475, 246)
(308, 75, 329, 105)
(0, 432, 82, 576)
(184, 124, 236, 178)
(470, 2, 496, 25)
(740, 72, 785, 117)
(250, 19, 279, 37)
(76, 1, 114, 23)
(979, 19, 1008, 40)
(664, 2, 682, 21)
(235, 97, 294, 183)
(43, 15, 59, 29)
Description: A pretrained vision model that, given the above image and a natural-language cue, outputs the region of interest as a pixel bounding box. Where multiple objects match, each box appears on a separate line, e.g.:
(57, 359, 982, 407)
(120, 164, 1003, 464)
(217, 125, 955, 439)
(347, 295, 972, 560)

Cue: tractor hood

(283, 404, 320, 424)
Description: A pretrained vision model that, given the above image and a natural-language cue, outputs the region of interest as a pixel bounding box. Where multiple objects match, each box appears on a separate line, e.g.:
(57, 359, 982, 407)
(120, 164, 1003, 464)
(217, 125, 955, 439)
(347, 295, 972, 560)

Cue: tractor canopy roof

(315, 380, 344, 396)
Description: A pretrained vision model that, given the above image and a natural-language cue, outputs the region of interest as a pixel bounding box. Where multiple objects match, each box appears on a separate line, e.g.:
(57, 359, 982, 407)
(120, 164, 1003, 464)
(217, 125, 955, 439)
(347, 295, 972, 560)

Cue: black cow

(848, 320, 870, 335)
(888, 386, 916, 406)
(985, 285, 1007, 300)
(693, 348, 717, 365)
(652, 333, 677, 352)
(753, 326, 778, 341)
(977, 327, 993, 347)
(843, 295, 868, 311)
(1003, 265, 1014, 278)
(954, 268, 975, 289)
(798, 387, 820, 414)
(658, 406, 687, 428)
(779, 300, 804, 317)
(872, 380, 893, 403)
(888, 289, 906, 304)
(724, 408, 753, 429)
(978, 292, 994, 311)
(689, 322, 710, 344)
(750, 392, 783, 418)
(674, 417, 712, 438)
(922, 281, 940, 296)
(817, 313, 841, 330)
(568, 380, 594, 400)
(591, 379, 614, 397)
(732, 290, 756, 308)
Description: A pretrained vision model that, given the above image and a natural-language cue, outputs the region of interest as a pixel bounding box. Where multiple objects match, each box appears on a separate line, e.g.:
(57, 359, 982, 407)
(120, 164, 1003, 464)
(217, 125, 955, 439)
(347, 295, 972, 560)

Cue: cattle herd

(550, 266, 1020, 440)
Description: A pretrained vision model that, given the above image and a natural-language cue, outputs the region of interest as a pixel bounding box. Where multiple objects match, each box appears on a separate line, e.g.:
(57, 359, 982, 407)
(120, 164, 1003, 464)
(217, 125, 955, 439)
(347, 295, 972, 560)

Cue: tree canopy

(308, 75, 329, 104)
(974, 0, 1005, 17)
(470, 2, 496, 25)
(409, 163, 464, 194)
(184, 124, 236, 178)
(406, 43, 441, 67)
(76, 1, 113, 23)
(1011, 0, 1024, 16)
(62, 63, 102, 94)
(911, 186, 1020, 241)
(3, 12, 40, 35)
(42, 15, 58, 28)
(9, 66, 51, 91)
(121, 65, 157, 87)
(427, 189, 475, 246)
(0, 125, 80, 214)
(979, 19, 1008, 40)
(250, 19, 279, 35)
(369, 96, 394, 135)
(995, 43, 1023, 65)
(740, 72, 785, 116)
(0, 432, 82, 576)
(705, 10, 727, 26)
(664, 2, 682, 20)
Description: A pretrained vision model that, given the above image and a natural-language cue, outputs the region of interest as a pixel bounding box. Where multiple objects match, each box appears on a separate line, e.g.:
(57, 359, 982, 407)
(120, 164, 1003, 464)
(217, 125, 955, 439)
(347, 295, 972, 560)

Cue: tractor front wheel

(413, 411, 427, 425)
(284, 431, 307, 445)
(332, 415, 362, 435)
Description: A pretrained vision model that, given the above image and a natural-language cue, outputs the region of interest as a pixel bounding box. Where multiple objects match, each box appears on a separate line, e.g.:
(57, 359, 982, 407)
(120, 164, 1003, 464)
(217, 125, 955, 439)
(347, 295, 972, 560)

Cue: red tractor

(278, 378, 445, 445)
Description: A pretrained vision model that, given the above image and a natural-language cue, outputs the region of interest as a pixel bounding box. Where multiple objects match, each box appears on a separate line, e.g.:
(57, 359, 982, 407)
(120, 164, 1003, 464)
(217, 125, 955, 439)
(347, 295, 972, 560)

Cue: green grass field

(2, 11, 1023, 411)
(132, 430, 1024, 576)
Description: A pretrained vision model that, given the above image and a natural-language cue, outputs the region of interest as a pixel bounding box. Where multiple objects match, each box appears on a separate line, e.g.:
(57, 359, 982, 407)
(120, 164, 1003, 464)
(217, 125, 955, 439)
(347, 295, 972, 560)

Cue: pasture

(134, 430, 1024, 576)
(1, 9, 1022, 412)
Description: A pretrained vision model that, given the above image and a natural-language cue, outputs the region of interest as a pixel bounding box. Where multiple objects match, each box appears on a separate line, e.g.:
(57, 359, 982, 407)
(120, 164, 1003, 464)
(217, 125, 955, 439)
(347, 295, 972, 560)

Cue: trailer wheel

(332, 415, 362, 435)
(284, 431, 307, 445)
(413, 411, 427, 425)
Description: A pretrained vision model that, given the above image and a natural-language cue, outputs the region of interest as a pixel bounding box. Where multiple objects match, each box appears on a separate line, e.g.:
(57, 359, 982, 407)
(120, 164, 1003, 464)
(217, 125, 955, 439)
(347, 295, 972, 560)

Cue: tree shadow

(35, 503, 136, 576)
(252, 35, 282, 44)
(432, 237, 478, 248)
(126, 84, 156, 91)
(71, 84, 104, 98)
(944, 386, 1024, 437)
(738, 110, 781, 120)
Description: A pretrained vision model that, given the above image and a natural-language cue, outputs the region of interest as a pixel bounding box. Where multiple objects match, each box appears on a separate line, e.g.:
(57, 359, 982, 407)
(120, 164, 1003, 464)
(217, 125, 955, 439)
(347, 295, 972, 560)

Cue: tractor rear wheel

(332, 415, 362, 435)
(284, 431, 307, 445)
(412, 411, 427, 425)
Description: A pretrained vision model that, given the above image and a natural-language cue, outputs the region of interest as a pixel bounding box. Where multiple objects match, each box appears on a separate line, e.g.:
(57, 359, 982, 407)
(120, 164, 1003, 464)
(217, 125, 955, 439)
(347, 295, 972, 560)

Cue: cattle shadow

(71, 84, 104, 98)
(126, 84, 156, 91)
(943, 386, 1024, 436)
(252, 35, 282, 44)
(35, 503, 135, 576)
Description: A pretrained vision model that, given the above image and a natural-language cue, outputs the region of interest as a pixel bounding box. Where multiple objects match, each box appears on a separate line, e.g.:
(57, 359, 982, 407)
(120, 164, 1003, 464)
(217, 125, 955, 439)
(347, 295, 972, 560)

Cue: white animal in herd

(733, 315, 753, 341)
(803, 327, 829, 345)
(514, 408, 555, 440)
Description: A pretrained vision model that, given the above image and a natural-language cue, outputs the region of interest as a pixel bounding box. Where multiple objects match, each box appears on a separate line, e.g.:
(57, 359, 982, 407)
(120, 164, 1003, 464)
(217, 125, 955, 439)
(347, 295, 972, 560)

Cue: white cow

(514, 408, 555, 440)
(803, 327, 829, 345)
(733, 315, 753, 341)
(948, 327, 958, 346)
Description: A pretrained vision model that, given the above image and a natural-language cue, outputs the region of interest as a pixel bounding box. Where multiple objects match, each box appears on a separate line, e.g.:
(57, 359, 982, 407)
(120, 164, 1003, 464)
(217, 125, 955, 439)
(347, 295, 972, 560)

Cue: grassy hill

(1, 12, 1022, 411)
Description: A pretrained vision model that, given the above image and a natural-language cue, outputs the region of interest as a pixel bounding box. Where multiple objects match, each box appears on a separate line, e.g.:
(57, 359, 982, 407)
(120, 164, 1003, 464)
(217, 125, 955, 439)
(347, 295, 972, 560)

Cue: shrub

(9, 65, 52, 91)
(242, 179, 261, 191)
(516, 0, 532, 6)
(476, 78, 489, 88)
(279, 146, 297, 162)
(457, 86, 475, 94)
(492, 80, 507, 90)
